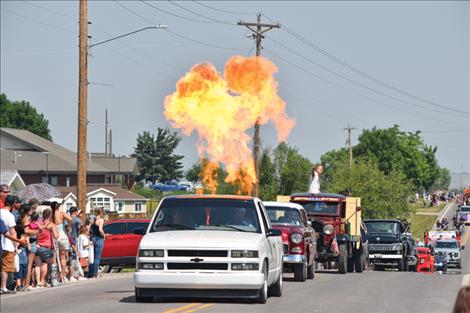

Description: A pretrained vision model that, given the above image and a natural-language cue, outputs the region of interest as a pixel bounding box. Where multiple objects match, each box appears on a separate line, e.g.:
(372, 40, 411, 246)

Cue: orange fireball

(164, 56, 295, 194)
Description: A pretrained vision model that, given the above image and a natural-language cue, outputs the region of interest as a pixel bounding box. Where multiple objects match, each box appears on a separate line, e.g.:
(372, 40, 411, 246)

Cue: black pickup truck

(364, 219, 415, 271)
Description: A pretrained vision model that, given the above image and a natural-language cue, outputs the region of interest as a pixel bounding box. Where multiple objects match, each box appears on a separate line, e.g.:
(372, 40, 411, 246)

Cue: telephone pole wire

(77, 0, 88, 218)
(238, 14, 280, 197)
(344, 125, 357, 168)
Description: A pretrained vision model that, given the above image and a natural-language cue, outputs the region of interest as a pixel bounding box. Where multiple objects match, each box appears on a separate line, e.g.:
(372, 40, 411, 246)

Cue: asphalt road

(2, 203, 467, 313)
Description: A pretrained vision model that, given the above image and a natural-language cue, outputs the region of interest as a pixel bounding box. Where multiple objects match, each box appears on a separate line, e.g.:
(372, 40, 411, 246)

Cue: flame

(164, 56, 295, 194)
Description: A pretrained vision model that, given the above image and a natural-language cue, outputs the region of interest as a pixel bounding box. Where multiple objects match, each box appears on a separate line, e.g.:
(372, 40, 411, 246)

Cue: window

(41, 176, 48, 183)
(90, 196, 112, 212)
(116, 202, 124, 212)
(66, 203, 73, 211)
(104, 223, 126, 235)
(50, 176, 58, 186)
(127, 222, 149, 234)
(135, 203, 142, 212)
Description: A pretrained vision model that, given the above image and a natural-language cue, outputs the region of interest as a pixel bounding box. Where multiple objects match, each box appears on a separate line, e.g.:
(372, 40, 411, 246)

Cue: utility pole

(105, 109, 109, 156)
(344, 125, 357, 168)
(77, 0, 88, 217)
(238, 14, 280, 197)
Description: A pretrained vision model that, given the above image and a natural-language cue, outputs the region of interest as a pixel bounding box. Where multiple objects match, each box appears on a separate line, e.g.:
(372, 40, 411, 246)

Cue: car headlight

(138, 262, 164, 270)
(420, 258, 424, 264)
(392, 243, 403, 251)
(231, 250, 259, 258)
(231, 263, 259, 271)
(139, 249, 164, 257)
(323, 224, 334, 235)
(290, 233, 303, 244)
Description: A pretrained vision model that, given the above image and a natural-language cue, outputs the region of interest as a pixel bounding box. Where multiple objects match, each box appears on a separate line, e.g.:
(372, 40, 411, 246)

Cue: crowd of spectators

(0, 184, 106, 294)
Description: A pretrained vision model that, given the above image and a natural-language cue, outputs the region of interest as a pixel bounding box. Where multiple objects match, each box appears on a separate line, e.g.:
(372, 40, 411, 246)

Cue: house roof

(56, 184, 148, 201)
(0, 170, 25, 187)
(0, 128, 136, 174)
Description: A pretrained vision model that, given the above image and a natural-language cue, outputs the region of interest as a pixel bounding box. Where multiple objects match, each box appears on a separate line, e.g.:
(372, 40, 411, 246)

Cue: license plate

(374, 254, 382, 258)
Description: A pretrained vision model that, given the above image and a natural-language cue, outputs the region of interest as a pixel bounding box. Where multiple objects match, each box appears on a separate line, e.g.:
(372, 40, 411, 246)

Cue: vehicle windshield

(460, 206, 470, 212)
(297, 201, 339, 215)
(436, 241, 458, 249)
(266, 206, 303, 225)
(150, 198, 261, 233)
(365, 222, 401, 235)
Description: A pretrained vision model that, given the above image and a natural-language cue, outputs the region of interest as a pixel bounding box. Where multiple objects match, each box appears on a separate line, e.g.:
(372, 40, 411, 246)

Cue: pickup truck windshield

(266, 206, 303, 226)
(150, 198, 261, 233)
(297, 201, 338, 215)
(365, 222, 400, 235)
(436, 241, 458, 249)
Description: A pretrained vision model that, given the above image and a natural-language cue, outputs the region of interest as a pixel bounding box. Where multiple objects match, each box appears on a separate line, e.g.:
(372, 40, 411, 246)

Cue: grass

(411, 202, 446, 214)
(408, 214, 437, 242)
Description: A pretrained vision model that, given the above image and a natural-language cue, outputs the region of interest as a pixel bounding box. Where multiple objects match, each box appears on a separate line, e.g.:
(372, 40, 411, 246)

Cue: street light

(42, 151, 50, 183)
(88, 25, 168, 49)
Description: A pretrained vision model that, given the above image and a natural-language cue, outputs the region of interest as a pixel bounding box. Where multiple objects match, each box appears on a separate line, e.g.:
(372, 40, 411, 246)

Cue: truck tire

(338, 244, 348, 274)
(457, 262, 461, 269)
(268, 271, 283, 297)
(397, 259, 405, 271)
(307, 261, 315, 279)
(135, 288, 153, 303)
(354, 247, 365, 273)
(256, 265, 268, 303)
(294, 262, 307, 282)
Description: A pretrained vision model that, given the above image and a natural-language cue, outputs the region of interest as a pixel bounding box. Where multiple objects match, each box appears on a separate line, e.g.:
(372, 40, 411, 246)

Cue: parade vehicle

(457, 206, 470, 225)
(364, 219, 413, 271)
(434, 252, 448, 273)
(264, 201, 317, 281)
(288, 193, 367, 274)
(133, 195, 284, 303)
(426, 230, 460, 246)
(416, 247, 434, 273)
(434, 239, 462, 269)
(101, 219, 151, 271)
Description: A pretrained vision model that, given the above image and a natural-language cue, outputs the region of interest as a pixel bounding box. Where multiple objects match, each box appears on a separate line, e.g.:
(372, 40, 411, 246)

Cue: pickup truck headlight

(231, 250, 259, 258)
(290, 233, 303, 244)
(139, 249, 164, 257)
(138, 262, 164, 270)
(323, 224, 334, 235)
(392, 243, 403, 251)
(231, 263, 259, 271)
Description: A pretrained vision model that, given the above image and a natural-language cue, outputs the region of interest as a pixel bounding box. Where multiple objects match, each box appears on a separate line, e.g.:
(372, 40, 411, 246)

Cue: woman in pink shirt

(36, 208, 58, 287)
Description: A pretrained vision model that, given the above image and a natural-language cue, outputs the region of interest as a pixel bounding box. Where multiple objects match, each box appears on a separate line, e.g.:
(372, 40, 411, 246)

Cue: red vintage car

(101, 219, 150, 271)
(416, 247, 434, 273)
(264, 201, 317, 281)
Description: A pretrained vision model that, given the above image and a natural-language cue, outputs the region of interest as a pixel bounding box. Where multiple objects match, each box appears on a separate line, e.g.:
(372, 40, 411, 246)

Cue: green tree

(327, 158, 414, 219)
(133, 128, 184, 183)
(0, 93, 52, 140)
(273, 143, 312, 196)
(185, 163, 201, 182)
(258, 149, 280, 201)
(431, 167, 451, 190)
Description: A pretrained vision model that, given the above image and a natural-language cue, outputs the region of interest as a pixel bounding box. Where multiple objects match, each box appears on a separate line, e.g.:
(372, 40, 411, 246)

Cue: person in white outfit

(309, 164, 323, 194)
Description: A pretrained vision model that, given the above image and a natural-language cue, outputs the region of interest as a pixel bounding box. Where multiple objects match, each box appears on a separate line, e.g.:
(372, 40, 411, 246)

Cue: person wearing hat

(309, 164, 323, 194)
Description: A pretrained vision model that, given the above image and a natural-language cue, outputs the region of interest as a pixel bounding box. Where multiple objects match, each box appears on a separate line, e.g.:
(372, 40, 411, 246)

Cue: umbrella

(15, 183, 62, 203)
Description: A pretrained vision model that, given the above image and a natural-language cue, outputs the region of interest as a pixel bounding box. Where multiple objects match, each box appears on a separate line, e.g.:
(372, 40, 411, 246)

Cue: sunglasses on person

(1, 190, 10, 194)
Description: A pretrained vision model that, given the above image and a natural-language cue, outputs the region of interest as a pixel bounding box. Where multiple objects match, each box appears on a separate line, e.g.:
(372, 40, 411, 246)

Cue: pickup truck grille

(167, 250, 228, 257)
(369, 244, 394, 252)
(167, 263, 228, 270)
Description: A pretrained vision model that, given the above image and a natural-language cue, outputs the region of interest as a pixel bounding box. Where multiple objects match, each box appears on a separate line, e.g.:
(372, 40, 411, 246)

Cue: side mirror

(267, 229, 282, 237)
(133, 227, 146, 235)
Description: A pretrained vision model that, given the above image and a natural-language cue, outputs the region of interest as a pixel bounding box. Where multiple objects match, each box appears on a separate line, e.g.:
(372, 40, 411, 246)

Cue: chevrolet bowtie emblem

(190, 258, 204, 263)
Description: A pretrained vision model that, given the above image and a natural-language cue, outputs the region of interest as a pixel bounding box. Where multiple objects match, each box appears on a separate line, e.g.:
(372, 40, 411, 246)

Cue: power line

(140, 0, 212, 24)
(192, 1, 259, 16)
(262, 13, 470, 116)
(265, 35, 466, 118)
(1, 7, 75, 34)
(167, 0, 235, 25)
(114, 0, 155, 25)
(264, 47, 461, 126)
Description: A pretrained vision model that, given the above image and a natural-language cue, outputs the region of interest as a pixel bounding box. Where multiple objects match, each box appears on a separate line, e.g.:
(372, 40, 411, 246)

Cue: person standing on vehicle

(309, 164, 323, 194)
(88, 207, 106, 278)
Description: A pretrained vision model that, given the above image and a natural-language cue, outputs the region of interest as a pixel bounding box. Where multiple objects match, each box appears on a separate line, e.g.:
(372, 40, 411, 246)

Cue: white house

(55, 184, 148, 215)
(0, 170, 26, 192)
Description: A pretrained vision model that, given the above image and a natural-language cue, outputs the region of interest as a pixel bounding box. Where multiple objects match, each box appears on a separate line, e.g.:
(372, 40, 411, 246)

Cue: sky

(1, 1, 469, 179)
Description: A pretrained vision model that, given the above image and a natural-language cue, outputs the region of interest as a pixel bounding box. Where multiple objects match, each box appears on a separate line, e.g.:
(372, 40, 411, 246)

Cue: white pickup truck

(133, 195, 284, 303)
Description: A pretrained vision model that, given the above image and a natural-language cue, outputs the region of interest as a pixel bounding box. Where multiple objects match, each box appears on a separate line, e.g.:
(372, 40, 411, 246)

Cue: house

(0, 170, 26, 192)
(55, 184, 148, 215)
(0, 128, 139, 188)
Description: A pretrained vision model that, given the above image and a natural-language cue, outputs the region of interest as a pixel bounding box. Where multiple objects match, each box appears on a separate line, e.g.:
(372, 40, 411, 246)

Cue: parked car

(134, 195, 284, 303)
(365, 219, 412, 271)
(178, 181, 194, 192)
(150, 181, 189, 193)
(434, 252, 448, 273)
(101, 219, 150, 271)
(434, 239, 462, 268)
(416, 247, 434, 273)
(264, 201, 317, 281)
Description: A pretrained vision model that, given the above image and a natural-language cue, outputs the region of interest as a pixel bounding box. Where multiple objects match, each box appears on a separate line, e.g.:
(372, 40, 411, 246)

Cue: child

(77, 225, 91, 276)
